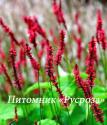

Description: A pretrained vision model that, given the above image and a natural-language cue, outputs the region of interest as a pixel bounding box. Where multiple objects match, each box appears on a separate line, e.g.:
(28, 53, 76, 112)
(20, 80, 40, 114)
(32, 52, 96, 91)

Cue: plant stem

(38, 71, 42, 125)
(49, 81, 61, 125)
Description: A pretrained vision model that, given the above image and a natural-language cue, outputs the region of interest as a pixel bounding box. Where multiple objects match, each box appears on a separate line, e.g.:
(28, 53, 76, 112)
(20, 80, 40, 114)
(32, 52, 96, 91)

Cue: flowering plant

(0, 0, 107, 125)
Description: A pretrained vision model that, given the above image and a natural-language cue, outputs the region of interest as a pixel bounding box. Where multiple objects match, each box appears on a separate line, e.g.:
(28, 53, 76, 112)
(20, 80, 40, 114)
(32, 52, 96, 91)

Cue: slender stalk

(37, 71, 42, 125)
(49, 81, 60, 125)
(98, 45, 106, 85)
(56, 68, 71, 125)
(57, 66, 61, 88)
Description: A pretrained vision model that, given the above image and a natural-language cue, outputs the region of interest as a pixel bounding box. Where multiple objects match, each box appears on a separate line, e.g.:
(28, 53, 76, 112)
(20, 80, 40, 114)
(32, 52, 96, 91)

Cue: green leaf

(62, 83, 77, 96)
(70, 105, 86, 125)
(92, 85, 107, 99)
(37, 119, 59, 125)
(0, 102, 23, 120)
(80, 73, 88, 79)
(24, 82, 51, 95)
(0, 75, 5, 84)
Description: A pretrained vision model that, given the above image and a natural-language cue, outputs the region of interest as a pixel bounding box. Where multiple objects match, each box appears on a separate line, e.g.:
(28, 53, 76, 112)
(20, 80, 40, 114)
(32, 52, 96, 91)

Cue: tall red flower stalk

(86, 37, 97, 88)
(99, 29, 107, 50)
(25, 44, 40, 80)
(72, 34, 83, 60)
(37, 40, 46, 59)
(24, 16, 37, 48)
(15, 61, 25, 86)
(55, 29, 65, 65)
(91, 100, 104, 123)
(24, 16, 47, 41)
(0, 17, 19, 45)
(73, 64, 104, 123)
(49, 28, 58, 45)
(9, 47, 22, 90)
(46, 42, 69, 107)
(0, 42, 6, 61)
(96, 10, 102, 43)
(73, 64, 92, 98)
(96, 10, 107, 50)
(52, 0, 67, 29)
(19, 39, 26, 66)
(74, 12, 83, 35)
(0, 63, 13, 86)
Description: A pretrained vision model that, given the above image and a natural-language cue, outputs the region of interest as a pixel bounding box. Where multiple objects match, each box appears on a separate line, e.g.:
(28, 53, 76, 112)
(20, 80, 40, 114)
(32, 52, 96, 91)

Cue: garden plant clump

(0, 0, 107, 125)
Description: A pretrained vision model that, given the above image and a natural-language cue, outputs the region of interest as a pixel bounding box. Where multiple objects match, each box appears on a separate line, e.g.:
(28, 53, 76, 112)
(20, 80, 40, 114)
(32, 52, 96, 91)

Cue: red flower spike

(86, 37, 97, 88)
(74, 11, 80, 24)
(72, 33, 83, 60)
(0, 42, 6, 61)
(19, 39, 26, 66)
(46, 43, 56, 82)
(74, 11, 83, 35)
(25, 44, 40, 81)
(9, 48, 22, 90)
(55, 29, 65, 65)
(15, 61, 25, 86)
(73, 64, 92, 98)
(91, 100, 104, 123)
(0, 63, 13, 85)
(28, 29, 37, 48)
(37, 40, 46, 59)
(99, 29, 107, 50)
(73, 64, 104, 123)
(96, 10, 102, 31)
(49, 28, 58, 45)
(34, 17, 47, 39)
(52, 0, 67, 29)
(46, 42, 69, 107)
(73, 64, 84, 88)
(96, 10, 107, 50)
(0, 17, 20, 45)
(24, 16, 47, 40)
(59, 94, 69, 107)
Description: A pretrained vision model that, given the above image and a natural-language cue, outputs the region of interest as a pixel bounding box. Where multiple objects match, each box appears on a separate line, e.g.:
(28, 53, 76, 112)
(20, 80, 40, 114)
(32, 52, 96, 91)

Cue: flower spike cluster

(24, 16, 47, 43)
(96, 10, 107, 50)
(19, 39, 26, 66)
(9, 47, 22, 90)
(73, 64, 92, 98)
(52, 0, 67, 29)
(0, 17, 20, 45)
(55, 29, 65, 65)
(46, 42, 69, 107)
(0, 63, 13, 86)
(25, 44, 40, 81)
(86, 37, 97, 88)
(73, 64, 104, 123)
(74, 11, 83, 35)
(72, 33, 83, 60)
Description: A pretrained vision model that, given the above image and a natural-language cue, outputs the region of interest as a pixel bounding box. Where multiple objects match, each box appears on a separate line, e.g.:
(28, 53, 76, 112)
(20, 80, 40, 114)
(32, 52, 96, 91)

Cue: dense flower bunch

(52, 0, 67, 29)
(86, 37, 97, 88)
(24, 43, 40, 80)
(0, 17, 19, 45)
(19, 39, 26, 66)
(24, 16, 47, 42)
(46, 42, 69, 107)
(72, 33, 83, 60)
(9, 46, 22, 90)
(73, 64, 104, 123)
(55, 29, 65, 65)
(74, 11, 83, 35)
(96, 10, 107, 50)
(0, 63, 12, 86)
